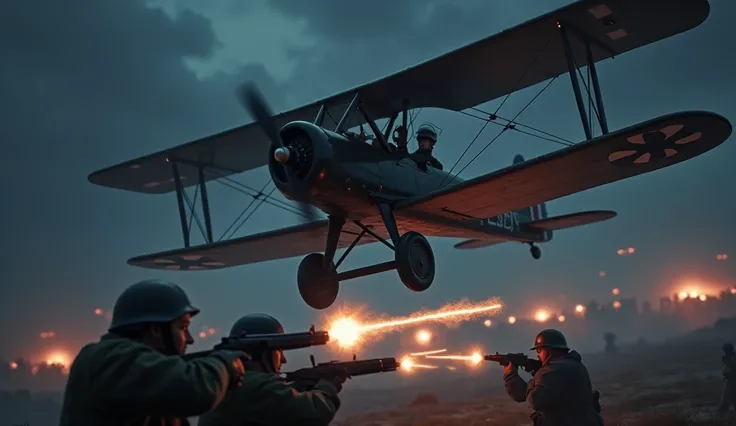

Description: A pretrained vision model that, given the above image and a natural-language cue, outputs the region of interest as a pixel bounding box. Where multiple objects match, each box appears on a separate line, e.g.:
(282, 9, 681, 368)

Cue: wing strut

(558, 21, 612, 140)
(172, 161, 191, 247)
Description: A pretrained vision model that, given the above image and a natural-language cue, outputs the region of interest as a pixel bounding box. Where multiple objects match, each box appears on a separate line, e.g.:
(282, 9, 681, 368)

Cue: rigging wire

(226, 186, 279, 240)
(219, 179, 272, 241)
(440, 34, 554, 187)
(444, 75, 558, 187)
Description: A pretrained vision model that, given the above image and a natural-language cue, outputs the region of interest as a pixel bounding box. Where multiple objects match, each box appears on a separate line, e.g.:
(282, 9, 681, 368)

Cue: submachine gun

(284, 354, 399, 389)
(484, 352, 543, 375)
(184, 325, 330, 360)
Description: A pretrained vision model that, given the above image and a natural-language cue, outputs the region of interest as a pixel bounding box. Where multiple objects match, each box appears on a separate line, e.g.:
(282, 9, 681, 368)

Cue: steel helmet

(531, 329, 569, 350)
(109, 279, 200, 332)
(229, 313, 287, 363)
(416, 125, 438, 143)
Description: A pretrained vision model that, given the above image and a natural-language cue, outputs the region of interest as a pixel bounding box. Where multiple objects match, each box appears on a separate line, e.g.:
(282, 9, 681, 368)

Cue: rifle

(283, 354, 399, 384)
(184, 325, 329, 360)
(483, 352, 543, 374)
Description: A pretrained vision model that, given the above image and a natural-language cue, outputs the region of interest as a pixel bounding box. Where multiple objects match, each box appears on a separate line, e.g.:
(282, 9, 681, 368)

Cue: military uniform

(59, 280, 246, 426)
(718, 343, 736, 413)
(199, 314, 341, 426)
(503, 329, 603, 426)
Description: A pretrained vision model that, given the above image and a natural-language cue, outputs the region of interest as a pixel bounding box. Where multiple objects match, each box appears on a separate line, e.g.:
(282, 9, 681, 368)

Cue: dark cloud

(0, 0, 287, 352)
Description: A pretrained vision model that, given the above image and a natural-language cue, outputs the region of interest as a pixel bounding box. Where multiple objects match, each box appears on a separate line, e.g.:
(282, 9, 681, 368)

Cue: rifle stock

(184, 325, 329, 360)
(483, 352, 542, 374)
(284, 356, 399, 383)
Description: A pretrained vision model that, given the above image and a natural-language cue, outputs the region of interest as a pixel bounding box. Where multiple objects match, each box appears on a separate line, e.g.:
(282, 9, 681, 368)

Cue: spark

(415, 329, 432, 345)
(446, 366, 457, 371)
(326, 298, 503, 349)
(8, 361, 18, 370)
(612, 301, 622, 309)
(198, 331, 207, 338)
(575, 304, 585, 313)
(616, 249, 625, 255)
(508, 316, 517, 324)
(557, 315, 566, 322)
(483, 319, 492, 327)
(410, 349, 447, 357)
(612, 288, 620, 296)
(94, 308, 103, 316)
(731, 288, 736, 295)
(699, 294, 707, 301)
(599, 271, 606, 277)
(208, 328, 216, 335)
(534, 310, 550, 323)
(627, 247, 635, 254)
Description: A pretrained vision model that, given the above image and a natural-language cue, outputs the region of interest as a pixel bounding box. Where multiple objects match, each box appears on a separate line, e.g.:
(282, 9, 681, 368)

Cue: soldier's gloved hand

(503, 362, 518, 375)
(213, 350, 249, 389)
(328, 374, 348, 393)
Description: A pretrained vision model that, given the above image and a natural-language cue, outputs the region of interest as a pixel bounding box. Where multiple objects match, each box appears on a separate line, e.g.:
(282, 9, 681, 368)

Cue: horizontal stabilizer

(453, 239, 504, 250)
(525, 210, 616, 231)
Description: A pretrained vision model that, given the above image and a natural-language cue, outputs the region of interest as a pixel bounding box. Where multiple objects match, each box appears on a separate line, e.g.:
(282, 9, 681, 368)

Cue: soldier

(59, 279, 248, 426)
(410, 124, 444, 170)
(718, 342, 736, 413)
(502, 329, 603, 426)
(199, 313, 343, 426)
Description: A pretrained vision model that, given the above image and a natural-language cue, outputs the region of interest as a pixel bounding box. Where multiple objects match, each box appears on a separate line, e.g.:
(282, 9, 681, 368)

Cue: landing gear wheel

(395, 231, 435, 292)
(297, 253, 339, 310)
(530, 244, 542, 260)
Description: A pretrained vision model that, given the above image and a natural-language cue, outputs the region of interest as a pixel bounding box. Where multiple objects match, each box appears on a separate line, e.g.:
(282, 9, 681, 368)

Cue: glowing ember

(558, 315, 566, 322)
(679, 291, 688, 300)
(627, 247, 635, 254)
(483, 319, 492, 327)
(208, 328, 216, 335)
(689, 291, 698, 298)
(699, 294, 707, 301)
(717, 254, 728, 261)
(575, 304, 585, 314)
(599, 271, 606, 277)
(534, 310, 550, 323)
(326, 298, 503, 349)
(8, 361, 18, 370)
(94, 308, 104, 316)
(40, 331, 56, 339)
(508, 316, 517, 324)
(612, 301, 622, 309)
(612, 288, 620, 296)
(731, 288, 736, 295)
(616, 249, 625, 255)
(198, 331, 207, 338)
(447, 366, 457, 371)
(410, 349, 447, 357)
(415, 329, 432, 345)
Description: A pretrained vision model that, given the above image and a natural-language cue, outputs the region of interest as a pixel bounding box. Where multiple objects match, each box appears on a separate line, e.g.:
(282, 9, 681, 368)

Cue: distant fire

(575, 304, 586, 314)
(534, 310, 550, 323)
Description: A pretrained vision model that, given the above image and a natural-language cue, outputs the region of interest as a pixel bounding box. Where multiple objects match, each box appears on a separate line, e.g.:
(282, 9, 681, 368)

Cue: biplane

(89, 0, 731, 310)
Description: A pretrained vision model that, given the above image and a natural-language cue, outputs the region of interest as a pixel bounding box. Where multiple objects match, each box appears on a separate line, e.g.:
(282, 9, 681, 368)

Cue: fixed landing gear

(529, 243, 542, 260)
(295, 206, 436, 310)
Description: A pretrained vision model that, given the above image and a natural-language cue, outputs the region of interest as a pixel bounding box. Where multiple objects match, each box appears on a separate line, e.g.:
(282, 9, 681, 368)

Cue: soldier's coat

(503, 350, 603, 426)
(198, 370, 340, 426)
(59, 333, 234, 426)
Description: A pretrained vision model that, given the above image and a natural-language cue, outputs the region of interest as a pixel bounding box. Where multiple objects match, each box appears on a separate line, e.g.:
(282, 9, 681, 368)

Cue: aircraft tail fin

(512, 154, 552, 240)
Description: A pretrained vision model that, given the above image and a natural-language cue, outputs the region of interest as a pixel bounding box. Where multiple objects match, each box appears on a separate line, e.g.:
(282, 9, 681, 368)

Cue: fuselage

(270, 121, 463, 219)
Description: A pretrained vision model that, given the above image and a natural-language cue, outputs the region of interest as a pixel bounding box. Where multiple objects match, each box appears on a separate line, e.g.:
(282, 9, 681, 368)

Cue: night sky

(1, 0, 734, 363)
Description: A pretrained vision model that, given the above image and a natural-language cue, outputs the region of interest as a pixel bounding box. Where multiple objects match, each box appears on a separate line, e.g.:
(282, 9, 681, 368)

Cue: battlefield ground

(3, 318, 736, 425)
(328, 319, 736, 426)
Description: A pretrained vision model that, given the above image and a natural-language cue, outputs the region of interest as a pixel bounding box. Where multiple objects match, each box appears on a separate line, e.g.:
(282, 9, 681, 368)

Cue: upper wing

(89, 0, 708, 195)
(396, 111, 732, 220)
(128, 221, 373, 270)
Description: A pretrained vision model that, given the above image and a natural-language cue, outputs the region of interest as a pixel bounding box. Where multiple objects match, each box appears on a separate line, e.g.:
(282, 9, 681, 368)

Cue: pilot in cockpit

(410, 124, 444, 171)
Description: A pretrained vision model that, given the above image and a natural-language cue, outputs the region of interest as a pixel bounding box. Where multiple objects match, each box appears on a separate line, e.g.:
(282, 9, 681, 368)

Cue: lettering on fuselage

(479, 212, 521, 232)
